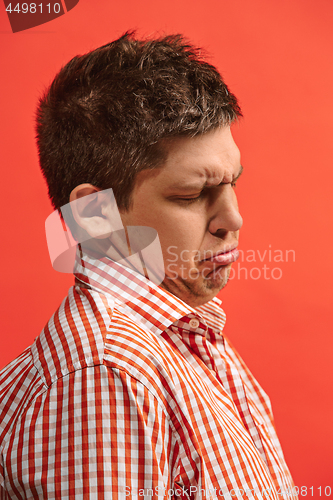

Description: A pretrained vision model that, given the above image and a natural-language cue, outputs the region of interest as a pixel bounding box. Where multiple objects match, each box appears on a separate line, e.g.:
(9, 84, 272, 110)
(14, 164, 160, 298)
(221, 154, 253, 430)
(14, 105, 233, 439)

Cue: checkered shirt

(0, 249, 298, 499)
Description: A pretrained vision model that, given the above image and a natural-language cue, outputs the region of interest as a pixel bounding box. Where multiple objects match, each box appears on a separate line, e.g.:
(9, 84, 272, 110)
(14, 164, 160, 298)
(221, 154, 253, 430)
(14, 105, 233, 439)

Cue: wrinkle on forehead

(201, 164, 236, 185)
(164, 137, 241, 187)
(135, 127, 241, 192)
(166, 162, 238, 192)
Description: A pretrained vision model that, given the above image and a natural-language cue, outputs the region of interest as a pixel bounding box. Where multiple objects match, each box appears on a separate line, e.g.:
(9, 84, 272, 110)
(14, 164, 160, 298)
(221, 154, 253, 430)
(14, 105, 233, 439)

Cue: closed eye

(177, 192, 206, 203)
(174, 167, 243, 203)
(178, 181, 237, 203)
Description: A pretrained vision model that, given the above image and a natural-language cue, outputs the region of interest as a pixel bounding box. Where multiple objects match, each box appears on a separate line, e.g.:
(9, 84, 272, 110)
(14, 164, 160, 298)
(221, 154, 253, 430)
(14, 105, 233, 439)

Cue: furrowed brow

(169, 165, 244, 192)
(207, 164, 244, 187)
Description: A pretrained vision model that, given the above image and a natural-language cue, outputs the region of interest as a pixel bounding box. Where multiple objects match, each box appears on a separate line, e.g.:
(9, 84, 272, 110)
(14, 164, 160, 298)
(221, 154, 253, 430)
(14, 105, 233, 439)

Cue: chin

(161, 265, 232, 307)
(185, 274, 229, 307)
(204, 265, 231, 290)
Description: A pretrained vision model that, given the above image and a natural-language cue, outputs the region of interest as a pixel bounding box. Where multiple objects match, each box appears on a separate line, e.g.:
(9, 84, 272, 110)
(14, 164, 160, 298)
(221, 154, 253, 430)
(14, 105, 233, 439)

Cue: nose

(208, 184, 243, 234)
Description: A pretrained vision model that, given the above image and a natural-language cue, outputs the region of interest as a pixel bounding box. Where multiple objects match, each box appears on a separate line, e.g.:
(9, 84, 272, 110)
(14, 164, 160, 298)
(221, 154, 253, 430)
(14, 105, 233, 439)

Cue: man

(0, 32, 297, 499)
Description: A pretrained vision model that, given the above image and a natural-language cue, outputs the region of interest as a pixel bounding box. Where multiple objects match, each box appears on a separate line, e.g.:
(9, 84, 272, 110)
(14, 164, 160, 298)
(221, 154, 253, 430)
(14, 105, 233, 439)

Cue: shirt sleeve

(2, 364, 180, 499)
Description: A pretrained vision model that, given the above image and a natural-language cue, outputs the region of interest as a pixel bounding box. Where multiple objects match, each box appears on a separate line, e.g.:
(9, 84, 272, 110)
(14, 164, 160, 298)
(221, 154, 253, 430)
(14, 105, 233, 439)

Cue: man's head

(37, 31, 243, 306)
(36, 31, 241, 213)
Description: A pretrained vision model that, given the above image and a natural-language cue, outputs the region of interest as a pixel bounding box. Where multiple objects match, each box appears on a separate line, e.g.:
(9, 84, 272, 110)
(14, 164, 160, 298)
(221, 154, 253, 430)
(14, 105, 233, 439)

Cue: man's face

(120, 126, 243, 307)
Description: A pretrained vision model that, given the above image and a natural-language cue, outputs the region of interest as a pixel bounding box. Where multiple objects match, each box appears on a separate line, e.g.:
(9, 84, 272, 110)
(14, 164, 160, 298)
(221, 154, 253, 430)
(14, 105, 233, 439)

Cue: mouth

(202, 245, 239, 265)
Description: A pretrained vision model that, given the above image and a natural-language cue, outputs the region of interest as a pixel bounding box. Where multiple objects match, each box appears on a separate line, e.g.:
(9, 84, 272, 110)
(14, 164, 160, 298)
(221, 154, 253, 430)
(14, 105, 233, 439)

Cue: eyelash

(178, 182, 237, 203)
(179, 196, 202, 203)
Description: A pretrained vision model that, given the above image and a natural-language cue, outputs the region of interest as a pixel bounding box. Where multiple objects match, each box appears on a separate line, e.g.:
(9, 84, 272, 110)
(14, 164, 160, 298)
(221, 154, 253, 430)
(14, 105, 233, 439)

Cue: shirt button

(189, 318, 200, 329)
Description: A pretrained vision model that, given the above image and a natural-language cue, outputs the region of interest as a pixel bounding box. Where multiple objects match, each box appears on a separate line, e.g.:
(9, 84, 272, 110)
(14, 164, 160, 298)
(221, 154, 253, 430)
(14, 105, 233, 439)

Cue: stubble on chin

(160, 265, 232, 307)
(203, 265, 232, 291)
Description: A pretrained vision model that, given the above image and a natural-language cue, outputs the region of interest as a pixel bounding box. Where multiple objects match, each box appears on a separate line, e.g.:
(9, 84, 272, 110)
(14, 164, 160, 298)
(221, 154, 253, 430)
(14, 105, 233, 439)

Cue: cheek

(131, 200, 207, 257)
(159, 226, 204, 267)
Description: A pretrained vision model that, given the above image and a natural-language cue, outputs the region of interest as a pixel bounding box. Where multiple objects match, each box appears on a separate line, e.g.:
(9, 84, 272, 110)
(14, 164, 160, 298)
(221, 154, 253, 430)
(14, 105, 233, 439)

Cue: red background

(0, 0, 332, 495)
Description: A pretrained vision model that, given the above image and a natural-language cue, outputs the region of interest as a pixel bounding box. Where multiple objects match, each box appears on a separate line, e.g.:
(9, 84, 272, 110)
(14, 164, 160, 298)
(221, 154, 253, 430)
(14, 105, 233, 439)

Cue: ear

(69, 184, 122, 239)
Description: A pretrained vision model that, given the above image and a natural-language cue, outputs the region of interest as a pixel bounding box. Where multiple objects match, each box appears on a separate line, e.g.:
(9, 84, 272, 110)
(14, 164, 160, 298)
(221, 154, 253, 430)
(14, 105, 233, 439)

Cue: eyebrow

(169, 165, 244, 192)
(231, 165, 244, 183)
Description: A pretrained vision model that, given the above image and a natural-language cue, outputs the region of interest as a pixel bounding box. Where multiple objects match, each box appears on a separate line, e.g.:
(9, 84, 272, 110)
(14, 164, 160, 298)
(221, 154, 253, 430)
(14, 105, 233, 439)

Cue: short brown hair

(36, 31, 241, 214)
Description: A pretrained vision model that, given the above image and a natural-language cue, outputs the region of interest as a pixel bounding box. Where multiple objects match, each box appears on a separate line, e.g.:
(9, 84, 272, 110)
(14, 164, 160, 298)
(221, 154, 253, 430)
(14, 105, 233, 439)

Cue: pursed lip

(201, 244, 239, 262)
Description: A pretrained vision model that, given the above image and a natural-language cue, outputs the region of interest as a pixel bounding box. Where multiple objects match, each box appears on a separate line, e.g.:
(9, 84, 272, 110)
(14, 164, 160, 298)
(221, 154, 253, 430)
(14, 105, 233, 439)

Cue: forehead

(159, 126, 241, 189)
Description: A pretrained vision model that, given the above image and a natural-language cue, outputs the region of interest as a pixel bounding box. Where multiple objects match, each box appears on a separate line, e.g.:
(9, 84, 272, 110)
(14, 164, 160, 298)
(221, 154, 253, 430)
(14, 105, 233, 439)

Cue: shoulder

(30, 285, 179, 400)
(0, 285, 182, 435)
(0, 347, 46, 445)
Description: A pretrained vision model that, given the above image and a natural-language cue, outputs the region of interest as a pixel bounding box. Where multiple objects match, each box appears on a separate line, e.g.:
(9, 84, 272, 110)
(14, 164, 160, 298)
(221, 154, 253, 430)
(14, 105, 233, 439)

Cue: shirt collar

(74, 246, 226, 336)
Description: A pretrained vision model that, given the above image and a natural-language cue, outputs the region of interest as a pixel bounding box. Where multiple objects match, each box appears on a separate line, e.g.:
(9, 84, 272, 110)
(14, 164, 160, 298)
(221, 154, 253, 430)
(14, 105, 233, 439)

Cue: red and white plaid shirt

(0, 249, 297, 499)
